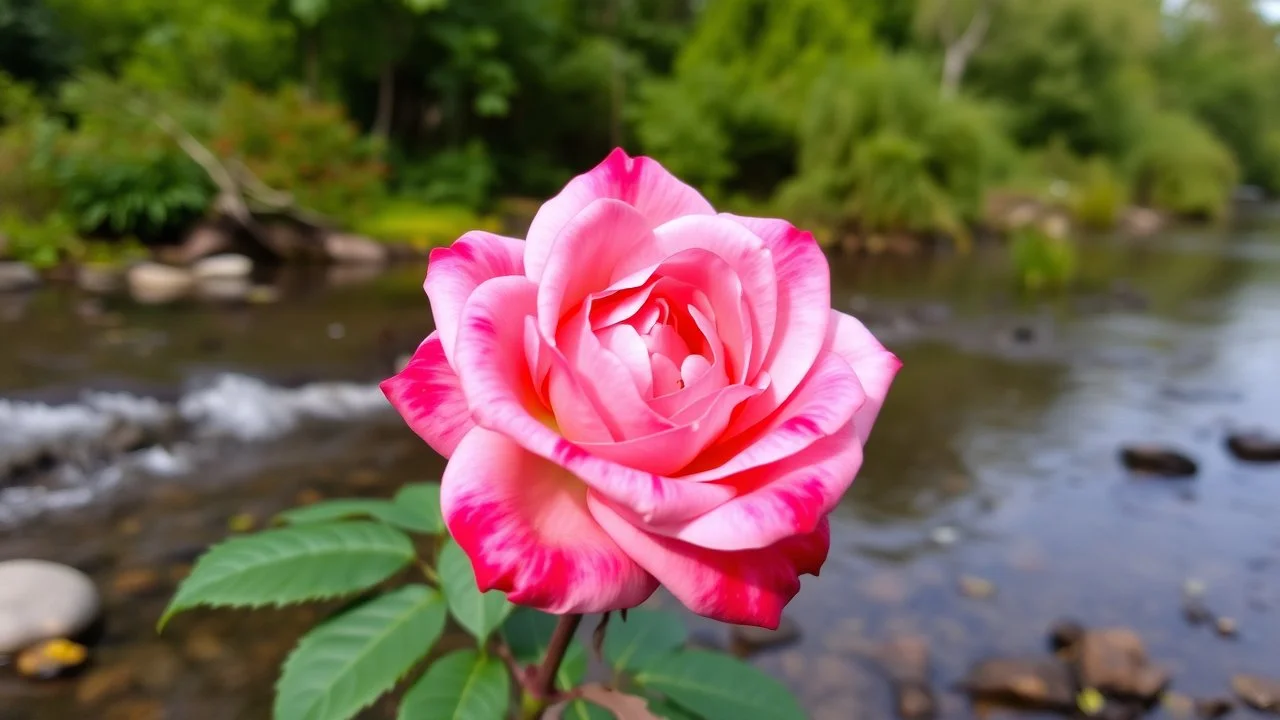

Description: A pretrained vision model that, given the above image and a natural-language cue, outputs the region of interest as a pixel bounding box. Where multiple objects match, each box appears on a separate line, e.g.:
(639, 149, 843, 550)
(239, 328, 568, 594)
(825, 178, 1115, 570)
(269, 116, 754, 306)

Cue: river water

(1, 216, 1279, 719)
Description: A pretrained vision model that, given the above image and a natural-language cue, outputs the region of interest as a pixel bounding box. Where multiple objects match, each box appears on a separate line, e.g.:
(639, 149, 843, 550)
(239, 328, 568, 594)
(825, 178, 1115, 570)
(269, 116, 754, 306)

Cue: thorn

(593, 612, 611, 660)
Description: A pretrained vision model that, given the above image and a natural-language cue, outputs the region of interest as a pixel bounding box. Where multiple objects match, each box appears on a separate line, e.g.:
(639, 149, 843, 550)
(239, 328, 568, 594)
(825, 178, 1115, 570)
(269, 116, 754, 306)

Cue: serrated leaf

(603, 610, 687, 673)
(392, 483, 445, 534)
(398, 649, 509, 720)
(501, 608, 586, 690)
(635, 651, 805, 720)
(275, 585, 446, 720)
(161, 522, 414, 627)
(278, 497, 439, 534)
(438, 539, 511, 643)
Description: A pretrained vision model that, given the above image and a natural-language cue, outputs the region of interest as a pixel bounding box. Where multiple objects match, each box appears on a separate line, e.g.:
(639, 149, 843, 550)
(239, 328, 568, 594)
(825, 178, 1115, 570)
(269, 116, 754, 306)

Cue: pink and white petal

(524, 149, 714, 282)
(578, 384, 761, 476)
(424, 232, 526, 366)
(598, 324, 654, 397)
(380, 332, 474, 458)
(721, 216, 832, 438)
(443, 428, 658, 614)
(650, 353, 683, 396)
(682, 352, 865, 481)
(589, 496, 825, 629)
(651, 426, 862, 551)
(537, 199, 655, 340)
(455, 276, 736, 524)
(546, 364, 616, 444)
(776, 516, 831, 577)
(827, 310, 902, 443)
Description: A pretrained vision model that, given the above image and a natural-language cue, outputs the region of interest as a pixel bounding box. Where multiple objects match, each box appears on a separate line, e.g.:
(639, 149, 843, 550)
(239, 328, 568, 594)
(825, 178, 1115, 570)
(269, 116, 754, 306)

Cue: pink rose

(382, 149, 899, 629)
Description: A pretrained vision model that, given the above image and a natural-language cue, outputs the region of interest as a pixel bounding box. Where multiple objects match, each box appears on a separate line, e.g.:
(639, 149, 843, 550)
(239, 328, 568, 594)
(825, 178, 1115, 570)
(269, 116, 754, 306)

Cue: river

(2, 214, 1279, 719)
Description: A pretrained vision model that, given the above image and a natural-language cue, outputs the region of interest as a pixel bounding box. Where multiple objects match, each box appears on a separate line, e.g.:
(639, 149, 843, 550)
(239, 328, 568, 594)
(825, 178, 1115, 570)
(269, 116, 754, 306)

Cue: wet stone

(960, 657, 1076, 710)
(1214, 617, 1238, 639)
(1233, 674, 1280, 713)
(111, 569, 162, 599)
(76, 665, 137, 704)
(730, 615, 800, 654)
(880, 635, 935, 720)
(1194, 697, 1235, 718)
(1183, 597, 1213, 626)
(16, 639, 89, 680)
(0, 560, 101, 653)
(1079, 628, 1169, 702)
(958, 575, 996, 600)
(1225, 432, 1280, 463)
(1048, 618, 1086, 654)
(183, 627, 226, 662)
(103, 698, 164, 720)
(1120, 445, 1198, 477)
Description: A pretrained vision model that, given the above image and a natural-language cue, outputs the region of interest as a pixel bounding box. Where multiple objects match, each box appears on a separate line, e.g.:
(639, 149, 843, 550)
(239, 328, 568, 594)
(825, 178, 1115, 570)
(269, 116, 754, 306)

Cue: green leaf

(398, 649, 509, 720)
(603, 610, 687, 674)
(635, 650, 805, 720)
(401, 0, 448, 12)
(278, 497, 440, 534)
(500, 608, 586, 690)
(438, 539, 511, 643)
(392, 483, 445, 534)
(645, 698, 700, 720)
(275, 586, 446, 720)
(161, 522, 414, 627)
(564, 700, 614, 720)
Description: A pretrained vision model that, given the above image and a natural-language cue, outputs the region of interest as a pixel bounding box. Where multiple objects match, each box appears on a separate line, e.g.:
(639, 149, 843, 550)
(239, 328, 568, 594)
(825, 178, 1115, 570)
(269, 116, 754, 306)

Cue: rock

(730, 615, 801, 654)
(0, 262, 39, 293)
(0, 560, 101, 653)
(1194, 697, 1235, 718)
(77, 264, 124, 294)
(191, 253, 252, 280)
(16, 638, 89, 679)
(76, 665, 137, 704)
(1233, 675, 1280, 713)
(930, 526, 959, 546)
(195, 276, 250, 302)
(182, 627, 225, 662)
(172, 220, 235, 263)
(958, 575, 996, 600)
(1225, 432, 1280, 463)
(126, 263, 194, 304)
(323, 233, 388, 265)
(1120, 207, 1165, 238)
(1120, 445, 1198, 477)
(880, 636, 936, 720)
(959, 657, 1076, 710)
(1214, 617, 1238, 638)
(1078, 628, 1169, 702)
(1183, 598, 1213, 626)
(1048, 618, 1086, 654)
(111, 569, 162, 598)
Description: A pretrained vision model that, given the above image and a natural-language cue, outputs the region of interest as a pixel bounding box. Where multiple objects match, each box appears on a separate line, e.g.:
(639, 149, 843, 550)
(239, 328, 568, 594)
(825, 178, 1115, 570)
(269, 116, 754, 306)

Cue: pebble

(1048, 618, 1086, 654)
(17, 638, 89, 680)
(0, 262, 40, 292)
(929, 526, 959, 546)
(1232, 674, 1280, 713)
(103, 698, 164, 720)
(1194, 697, 1235, 718)
(1078, 628, 1170, 701)
(183, 628, 226, 662)
(1214, 617, 1238, 638)
(1120, 445, 1198, 477)
(1225, 432, 1280, 463)
(76, 665, 138, 704)
(958, 575, 996, 600)
(126, 262, 194, 304)
(112, 569, 163, 598)
(191, 254, 252, 280)
(960, 657, 1076, 710)
(730, 615, 801, 654)
(0, 560, 102, 653)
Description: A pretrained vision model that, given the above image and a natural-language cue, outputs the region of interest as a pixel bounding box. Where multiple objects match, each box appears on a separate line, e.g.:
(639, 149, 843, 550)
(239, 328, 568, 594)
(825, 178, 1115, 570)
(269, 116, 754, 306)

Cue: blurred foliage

(355, 200, 502, 250)
(0, 211, 78, 268)
(1011, 226, 1077, 291)
(779, 55, 1012, 244)
(2, 0, 1280, 263)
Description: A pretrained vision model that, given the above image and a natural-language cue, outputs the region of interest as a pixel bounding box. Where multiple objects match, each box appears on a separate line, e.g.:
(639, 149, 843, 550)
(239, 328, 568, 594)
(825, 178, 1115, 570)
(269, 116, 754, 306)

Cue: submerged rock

(1078, 628, 1169, 702)
(1225, 432, 1280, 463)
(1048, 618, 1086, 654)
(0, 262, 39, 293)
(959, 657, 1076, 710)
(1194, 697, 1235, 718)
(191, 253, 252, 280)
(730, 615, 800, 654)
(958, 575, 996, 600)
(16, 638, 89, 680)
(127, 263, 194, 304)
(1234, 675, 1280, 713)
(0, 560, 101, 653)
(1120, 445, 1198, 477)
(880, 635, 936, 720)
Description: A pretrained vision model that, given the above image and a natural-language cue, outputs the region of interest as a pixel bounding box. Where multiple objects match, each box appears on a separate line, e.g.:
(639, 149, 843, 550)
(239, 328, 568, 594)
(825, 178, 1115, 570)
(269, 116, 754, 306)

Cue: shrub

(1070, 157, 1128, 230)
(211, 84, 386, 224)
(0, 72, 63, 218)
(1128, 112, 1238, 221)
(355, 200, 502, 251)
(0, 211, 79, 268)
(1011, 226, 1077, 291)
(778, 54, 1011, 246)
(393, 141, 496, 210)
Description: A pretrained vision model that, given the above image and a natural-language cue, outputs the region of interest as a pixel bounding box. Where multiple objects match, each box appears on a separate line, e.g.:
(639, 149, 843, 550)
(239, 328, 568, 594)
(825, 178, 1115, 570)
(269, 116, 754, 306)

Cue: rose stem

(526, 613, 584, 718)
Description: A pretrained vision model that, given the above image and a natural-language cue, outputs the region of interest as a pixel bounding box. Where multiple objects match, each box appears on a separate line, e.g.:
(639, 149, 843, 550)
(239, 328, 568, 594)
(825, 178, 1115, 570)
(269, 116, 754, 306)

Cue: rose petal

(651, 425, 862, 551)
(721, 216, 831, 438)
(827, 311, 902, 443)
(682, 351, 866, 481)
(524, 148, 714, 282)
(598, 324, 653, 397)
(424, 232, 525, 366)
(454, 275, 736, 524)
(537, 198, 655, 341)
(443, 427, 658, 613)
(379, 332, 473, 458)
(589, 497, 829, 629)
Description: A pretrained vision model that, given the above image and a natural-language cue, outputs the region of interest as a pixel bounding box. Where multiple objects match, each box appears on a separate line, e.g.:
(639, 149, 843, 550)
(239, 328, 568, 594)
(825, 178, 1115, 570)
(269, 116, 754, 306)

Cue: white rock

(191, 253, 253, 280)
(323, 233, 388, 265)
(126, 263, 194, 304)
(0, 262, 39, 293)
(0, 560, 100, 653)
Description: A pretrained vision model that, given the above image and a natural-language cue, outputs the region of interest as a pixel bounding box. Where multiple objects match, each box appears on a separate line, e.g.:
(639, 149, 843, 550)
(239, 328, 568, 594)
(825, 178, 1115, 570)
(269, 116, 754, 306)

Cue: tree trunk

(372, 62, 395, 142)
(940, 0, 992, 97)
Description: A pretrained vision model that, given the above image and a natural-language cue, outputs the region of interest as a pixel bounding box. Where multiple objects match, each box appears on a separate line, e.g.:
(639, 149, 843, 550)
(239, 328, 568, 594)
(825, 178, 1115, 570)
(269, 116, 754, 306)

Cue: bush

(393, 141, 496, 210)
(1070, 157, 1128, 230)
(355, 200, 502, 251)
(212, 85, 386, 224)
(1011, 226, 1077, 291)
(778, 55, 1012, 246)
(0, 211, 78, 268)
(1128, 112, 1237, 221)
(0, 72, 63, 218)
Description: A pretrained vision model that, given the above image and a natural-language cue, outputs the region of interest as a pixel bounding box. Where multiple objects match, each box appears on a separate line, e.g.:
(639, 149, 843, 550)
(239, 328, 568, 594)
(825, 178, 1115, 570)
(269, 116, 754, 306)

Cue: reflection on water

(2, 222, 1279, 719)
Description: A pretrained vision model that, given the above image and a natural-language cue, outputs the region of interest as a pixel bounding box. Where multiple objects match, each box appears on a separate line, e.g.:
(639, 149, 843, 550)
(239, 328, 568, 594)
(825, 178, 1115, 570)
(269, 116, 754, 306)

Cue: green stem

(521, 614, 583, 719)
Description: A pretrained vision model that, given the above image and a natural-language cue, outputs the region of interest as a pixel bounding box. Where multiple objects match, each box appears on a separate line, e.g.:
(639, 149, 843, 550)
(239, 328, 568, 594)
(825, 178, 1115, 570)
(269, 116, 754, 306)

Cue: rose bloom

(383, 149, 899, 629)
